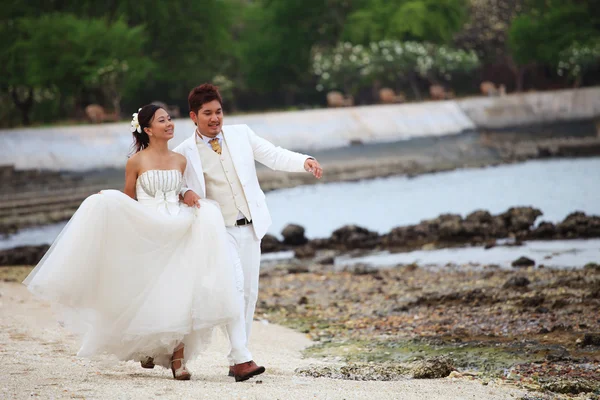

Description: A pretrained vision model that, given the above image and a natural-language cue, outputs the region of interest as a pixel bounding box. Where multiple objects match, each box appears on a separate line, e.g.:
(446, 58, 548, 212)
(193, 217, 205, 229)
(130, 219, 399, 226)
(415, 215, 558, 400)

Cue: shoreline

(1, 124, 600, 237)
(2, 205, 599, 266)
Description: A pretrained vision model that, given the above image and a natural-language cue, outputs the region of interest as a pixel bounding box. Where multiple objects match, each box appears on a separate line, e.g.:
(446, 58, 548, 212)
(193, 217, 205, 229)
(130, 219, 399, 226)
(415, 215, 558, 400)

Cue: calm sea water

(267, 157, 600, 238)
(1, 158, 599, 250)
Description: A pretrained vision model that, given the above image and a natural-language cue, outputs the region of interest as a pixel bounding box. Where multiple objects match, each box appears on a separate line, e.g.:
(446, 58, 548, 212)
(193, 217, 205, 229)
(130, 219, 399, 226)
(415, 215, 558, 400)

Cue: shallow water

(334, 239, 600, 270)
(266, 158, 600, 238)
(1, 158, 599, 250)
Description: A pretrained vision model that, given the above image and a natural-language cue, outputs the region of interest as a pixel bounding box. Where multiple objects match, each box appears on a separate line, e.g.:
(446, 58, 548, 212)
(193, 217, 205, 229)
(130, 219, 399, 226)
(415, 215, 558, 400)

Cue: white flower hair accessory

(130, 108, 142, 133)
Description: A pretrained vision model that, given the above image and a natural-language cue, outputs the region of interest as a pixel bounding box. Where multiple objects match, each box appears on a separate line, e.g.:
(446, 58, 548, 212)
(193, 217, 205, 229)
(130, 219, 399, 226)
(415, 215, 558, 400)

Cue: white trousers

(224, 224, 261, 365)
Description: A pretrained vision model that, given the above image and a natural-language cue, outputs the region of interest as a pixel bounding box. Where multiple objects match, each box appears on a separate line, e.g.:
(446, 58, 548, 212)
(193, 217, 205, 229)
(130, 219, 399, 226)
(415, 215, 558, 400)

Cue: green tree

(507, 0, 600, 90)
(238, 0, 354, 105)
(1, 13, 152, 125)
(344, 0, 468, 45)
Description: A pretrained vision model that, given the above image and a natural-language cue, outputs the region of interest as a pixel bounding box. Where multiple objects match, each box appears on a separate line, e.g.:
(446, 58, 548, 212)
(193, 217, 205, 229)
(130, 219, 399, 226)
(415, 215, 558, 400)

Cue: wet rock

(542, 378, 595, 394)
(503, 276, 530, 288)
(330, 225, 381, 249)
(411, 356, 454, 379)
(295, 363, 410, 381)
(512, 256, 535, 268)
(465, 210, 493, 224)
(582, 333, 600, 347)
(557, 212, 600, 238)
(260, 234, 282, 253)
(294, 245, 316, 259)
(281, 224, 308, 246)
(0, 245, 49, 266)
(530, 221, 557, 239)
(500, 207, 543, 232)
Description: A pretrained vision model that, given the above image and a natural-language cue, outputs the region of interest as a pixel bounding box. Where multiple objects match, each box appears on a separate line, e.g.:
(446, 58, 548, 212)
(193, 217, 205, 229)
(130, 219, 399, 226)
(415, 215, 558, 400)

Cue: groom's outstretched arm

(247, 125, 322, 178)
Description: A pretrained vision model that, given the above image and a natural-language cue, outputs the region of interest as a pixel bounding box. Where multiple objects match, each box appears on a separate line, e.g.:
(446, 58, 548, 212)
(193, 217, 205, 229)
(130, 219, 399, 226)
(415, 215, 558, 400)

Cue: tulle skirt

(23, 190, 240, 367)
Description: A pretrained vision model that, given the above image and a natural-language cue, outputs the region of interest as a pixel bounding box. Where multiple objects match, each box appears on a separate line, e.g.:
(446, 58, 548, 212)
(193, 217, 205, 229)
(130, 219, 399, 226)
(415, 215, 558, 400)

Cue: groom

(174, 84, 322, 382)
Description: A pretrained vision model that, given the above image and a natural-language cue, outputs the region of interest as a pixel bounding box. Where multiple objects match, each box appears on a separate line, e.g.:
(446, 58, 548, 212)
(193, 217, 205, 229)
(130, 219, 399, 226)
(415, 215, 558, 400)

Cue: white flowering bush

(312, 42, 372, 93)
(429, 46, 480, 82)
(557, 42, 600, 83)
(312, 40, 481, 94)
(369, 41, 430, 81)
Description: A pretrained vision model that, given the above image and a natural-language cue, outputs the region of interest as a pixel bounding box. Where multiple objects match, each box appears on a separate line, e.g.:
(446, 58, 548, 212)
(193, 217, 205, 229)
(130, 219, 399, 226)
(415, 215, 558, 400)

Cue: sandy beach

(0, 280, 528, 400)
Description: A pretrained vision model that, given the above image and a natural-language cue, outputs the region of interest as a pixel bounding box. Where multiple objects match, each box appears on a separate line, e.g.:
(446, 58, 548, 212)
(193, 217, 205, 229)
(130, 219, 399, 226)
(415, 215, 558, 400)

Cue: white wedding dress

(23, 169, 240, 367)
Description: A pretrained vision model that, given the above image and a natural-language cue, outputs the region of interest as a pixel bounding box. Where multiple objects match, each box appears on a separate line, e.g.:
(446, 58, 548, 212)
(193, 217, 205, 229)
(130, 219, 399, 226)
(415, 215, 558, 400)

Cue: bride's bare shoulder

(171, 151, 187, 171)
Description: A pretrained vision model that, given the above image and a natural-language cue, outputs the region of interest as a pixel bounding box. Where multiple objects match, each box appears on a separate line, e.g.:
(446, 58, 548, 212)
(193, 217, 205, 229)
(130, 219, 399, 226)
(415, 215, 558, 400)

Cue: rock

(294, 245, 316, 259)
(483, 239, 496, 249)
(286, 265, 310, 274)
(0, 245, 49, 266)
(512, 256, 535, 268)
(557, 212, 600, 238)
(281, 224, 308, 246)
(295, 363, 410, 381)
(465, 210, 493, 224)
(503, 276, 530, 288)
(500, 207, 543, 232)
(584, 262, 600, 272)
(411, 356, 454, 379)
(260, 234, 282, 253)
(529, 221, 557, 239)
(542, 379, 595, 394)
(330, 225, 381, 249)
(582, 333, 600, 347)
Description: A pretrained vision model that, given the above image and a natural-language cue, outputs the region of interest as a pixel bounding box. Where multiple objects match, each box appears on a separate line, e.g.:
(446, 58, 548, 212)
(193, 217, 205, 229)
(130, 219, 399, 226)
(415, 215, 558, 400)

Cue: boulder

(0, 245, 49, 266)
(281, 224, 308, 246)
(512, 256, 535, 268)
(411, 356, 455, 379)
(260, 234, 282, 253)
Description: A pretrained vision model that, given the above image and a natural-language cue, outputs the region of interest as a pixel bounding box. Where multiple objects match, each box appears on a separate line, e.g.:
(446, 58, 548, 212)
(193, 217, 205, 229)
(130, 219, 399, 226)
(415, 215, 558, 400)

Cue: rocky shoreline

(1, 206, 599, 266)
(255, 260, 600, 397)
(260, 207, 600, 258)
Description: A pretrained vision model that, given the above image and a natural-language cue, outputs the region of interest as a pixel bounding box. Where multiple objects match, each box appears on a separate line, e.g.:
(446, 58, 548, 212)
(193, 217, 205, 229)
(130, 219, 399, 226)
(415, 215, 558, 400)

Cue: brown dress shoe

(228, 366, 234, 377)
(231, 361, 265, 382)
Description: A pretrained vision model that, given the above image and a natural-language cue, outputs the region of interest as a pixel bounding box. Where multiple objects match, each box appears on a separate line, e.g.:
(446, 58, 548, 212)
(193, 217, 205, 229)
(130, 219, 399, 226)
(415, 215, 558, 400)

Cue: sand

(0, 281, 527, 400)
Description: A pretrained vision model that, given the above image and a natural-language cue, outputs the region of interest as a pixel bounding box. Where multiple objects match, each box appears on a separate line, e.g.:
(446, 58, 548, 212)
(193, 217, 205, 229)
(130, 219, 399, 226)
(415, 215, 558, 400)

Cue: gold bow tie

(209, 138, 222, 155)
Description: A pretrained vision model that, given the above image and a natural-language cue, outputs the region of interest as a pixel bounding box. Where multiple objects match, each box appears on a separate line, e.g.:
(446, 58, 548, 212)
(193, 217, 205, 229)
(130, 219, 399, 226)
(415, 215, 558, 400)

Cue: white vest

(196, 138, 252, 226)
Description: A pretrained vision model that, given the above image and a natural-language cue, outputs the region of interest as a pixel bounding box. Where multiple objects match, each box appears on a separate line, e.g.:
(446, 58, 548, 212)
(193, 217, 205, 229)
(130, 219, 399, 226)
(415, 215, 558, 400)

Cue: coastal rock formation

(281, 224, 308, 246)
(0, 245, 49, 266)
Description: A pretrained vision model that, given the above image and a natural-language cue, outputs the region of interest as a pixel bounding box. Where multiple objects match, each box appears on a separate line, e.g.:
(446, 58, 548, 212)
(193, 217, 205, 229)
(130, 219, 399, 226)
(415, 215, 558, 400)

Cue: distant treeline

(1, 0, 599, 127)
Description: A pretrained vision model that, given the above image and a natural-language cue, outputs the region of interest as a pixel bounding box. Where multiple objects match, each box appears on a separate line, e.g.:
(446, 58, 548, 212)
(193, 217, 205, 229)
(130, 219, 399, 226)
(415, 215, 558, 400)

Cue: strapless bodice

(136, 170, 183, 215)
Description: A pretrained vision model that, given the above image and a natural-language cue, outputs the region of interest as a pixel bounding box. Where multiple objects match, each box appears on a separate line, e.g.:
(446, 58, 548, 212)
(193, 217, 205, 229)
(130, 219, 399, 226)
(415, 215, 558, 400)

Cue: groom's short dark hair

(188, 83, 223, 114)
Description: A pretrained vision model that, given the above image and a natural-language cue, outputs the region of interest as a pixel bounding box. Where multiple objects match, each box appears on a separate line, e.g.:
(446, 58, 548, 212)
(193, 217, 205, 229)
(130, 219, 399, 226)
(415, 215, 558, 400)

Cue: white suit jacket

(173, 124, 310, 239)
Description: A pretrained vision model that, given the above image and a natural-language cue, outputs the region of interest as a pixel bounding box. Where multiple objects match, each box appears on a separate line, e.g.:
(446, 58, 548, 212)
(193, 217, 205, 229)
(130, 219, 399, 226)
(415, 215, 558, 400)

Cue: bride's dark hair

(131, 104, 163, 153)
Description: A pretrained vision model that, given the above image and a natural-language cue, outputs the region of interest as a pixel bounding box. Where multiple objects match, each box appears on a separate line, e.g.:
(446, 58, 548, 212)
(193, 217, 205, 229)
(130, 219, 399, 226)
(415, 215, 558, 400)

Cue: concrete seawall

(1, 87, 598, 171)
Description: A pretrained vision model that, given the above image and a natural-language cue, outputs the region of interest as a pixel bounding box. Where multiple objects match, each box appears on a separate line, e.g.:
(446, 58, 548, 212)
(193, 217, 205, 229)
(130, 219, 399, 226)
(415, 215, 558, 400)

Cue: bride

(23, 104, 240, 380)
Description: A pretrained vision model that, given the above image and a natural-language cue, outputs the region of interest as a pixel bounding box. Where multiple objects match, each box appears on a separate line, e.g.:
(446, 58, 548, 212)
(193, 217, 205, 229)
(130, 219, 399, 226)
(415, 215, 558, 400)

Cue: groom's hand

(304, 158, 323, 179)
(183, 190, 202, 208)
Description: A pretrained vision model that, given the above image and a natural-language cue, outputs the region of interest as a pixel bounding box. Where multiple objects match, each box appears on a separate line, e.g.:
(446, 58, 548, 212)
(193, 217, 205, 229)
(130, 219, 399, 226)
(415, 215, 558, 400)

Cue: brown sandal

(170, 357, 191, 380)
(140, 356, 155, 369)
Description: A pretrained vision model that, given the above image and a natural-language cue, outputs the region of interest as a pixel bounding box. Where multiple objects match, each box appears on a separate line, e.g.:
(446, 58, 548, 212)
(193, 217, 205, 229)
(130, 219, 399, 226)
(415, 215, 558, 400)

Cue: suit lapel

(185, 134, 206, 197)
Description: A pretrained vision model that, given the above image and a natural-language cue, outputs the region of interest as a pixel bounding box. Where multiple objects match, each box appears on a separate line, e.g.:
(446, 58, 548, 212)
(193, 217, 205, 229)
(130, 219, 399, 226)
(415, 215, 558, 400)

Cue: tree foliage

(344, 0, 468, 44)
